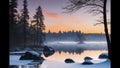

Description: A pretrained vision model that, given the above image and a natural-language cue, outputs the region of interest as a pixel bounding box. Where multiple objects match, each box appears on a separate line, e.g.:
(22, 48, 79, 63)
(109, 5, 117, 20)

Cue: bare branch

(63, 0, 104, 15)
(85, 4, 103, 8)
(94, 23, 103, 26)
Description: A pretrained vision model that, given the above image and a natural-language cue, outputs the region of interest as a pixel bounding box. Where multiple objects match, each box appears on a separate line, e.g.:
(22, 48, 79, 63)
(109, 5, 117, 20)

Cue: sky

(17, 0, 111, 33)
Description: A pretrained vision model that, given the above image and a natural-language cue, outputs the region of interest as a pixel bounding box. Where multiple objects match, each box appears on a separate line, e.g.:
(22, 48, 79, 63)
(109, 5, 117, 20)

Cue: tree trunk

(23, 23, 26, 48)
(103, 0, 111, 60)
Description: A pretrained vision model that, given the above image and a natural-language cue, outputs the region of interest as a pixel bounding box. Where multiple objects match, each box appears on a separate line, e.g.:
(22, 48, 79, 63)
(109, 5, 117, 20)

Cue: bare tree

(64, 0, 111, 60)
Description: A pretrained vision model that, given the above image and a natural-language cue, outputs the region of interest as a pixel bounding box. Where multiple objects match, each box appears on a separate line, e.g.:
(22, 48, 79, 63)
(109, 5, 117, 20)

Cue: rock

(84, 56, 93, 60)
(82, 56, 93, 65)
(43, 46, 55, 57)
(65, 58, 75, 63)
(82, 61, 93, 64)
(19, 51, 44, 60)
(99, 52, 108, 59)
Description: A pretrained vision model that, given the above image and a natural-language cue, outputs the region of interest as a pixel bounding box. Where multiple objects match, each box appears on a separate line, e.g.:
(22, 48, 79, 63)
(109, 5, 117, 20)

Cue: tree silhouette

(9, 0, 18, 47)
(64, 0, 111, 60)
(48, 30, 51, 34)
(32, 6, 45, 46)
(76, 32, 85, 44)
(64, 0, 111, 59)
(20, 0, 29, 48)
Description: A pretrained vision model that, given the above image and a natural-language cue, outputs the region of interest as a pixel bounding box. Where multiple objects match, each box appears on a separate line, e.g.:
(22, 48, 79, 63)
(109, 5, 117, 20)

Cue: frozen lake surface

(10, 41, 110, 68)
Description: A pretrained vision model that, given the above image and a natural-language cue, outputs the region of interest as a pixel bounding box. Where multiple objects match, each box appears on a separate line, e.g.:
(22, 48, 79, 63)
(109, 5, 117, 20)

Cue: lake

(42, 50, 107, 63)
(10, 41, 108, 68)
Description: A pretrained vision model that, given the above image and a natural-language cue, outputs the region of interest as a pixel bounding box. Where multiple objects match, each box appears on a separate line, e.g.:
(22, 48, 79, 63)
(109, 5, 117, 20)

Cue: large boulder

(82, 56, 93, 65)
(19, 51, 44, 60)
(43, 46, 55, 57)
(99, 52, 108, 59)
(65, 58, 75, 63)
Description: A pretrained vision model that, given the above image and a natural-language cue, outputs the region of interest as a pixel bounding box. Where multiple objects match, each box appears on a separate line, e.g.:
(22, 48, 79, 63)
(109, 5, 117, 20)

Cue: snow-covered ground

(9, 54, 33, 65)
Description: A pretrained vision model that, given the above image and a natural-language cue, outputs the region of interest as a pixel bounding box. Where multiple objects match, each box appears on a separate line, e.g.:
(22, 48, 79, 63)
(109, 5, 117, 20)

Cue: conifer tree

(9, 0, 18, 47)
(32, 6, 45, 46)
(20, 0, 29, 48)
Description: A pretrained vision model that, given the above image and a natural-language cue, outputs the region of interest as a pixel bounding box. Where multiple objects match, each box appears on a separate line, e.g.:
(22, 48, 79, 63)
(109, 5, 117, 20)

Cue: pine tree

(20, 0, 29, 48)
(9, 0, 18, 47)
(9, 0, 18, 26)
(32, 6, 45, 46)
(48, 30, 51, 34)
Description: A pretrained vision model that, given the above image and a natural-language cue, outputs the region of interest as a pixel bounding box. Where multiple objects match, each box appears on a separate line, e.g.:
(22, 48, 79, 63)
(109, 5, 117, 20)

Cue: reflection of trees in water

(47, 44, 86, 54)
(55, 47, 85, 54)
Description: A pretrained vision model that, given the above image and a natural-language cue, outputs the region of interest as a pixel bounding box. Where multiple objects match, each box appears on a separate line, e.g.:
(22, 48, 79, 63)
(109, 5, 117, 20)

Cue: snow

(10, 50, 41, 56)
(45, 41, 106, 45)
(10, 51, 27, 54)
(9, 41, 110, 68)
(9, 51, 41, 65)
(10, 53, 110, 68)
(28, 51, 40, 56)
(9, 55, 33, 65)
(40, 59, 110, 68)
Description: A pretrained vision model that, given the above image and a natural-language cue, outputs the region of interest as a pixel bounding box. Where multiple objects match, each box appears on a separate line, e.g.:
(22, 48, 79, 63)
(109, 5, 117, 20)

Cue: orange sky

(43, 9, 111, 34)
(18, 0, 111, 34)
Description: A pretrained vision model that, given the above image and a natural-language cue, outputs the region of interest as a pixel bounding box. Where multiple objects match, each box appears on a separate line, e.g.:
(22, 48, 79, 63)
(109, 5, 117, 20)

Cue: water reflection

(10, 65, 40, 68)
(46, 41, 107, 54)
(42, 50, 107, 63)
(10, 50, 107, 68)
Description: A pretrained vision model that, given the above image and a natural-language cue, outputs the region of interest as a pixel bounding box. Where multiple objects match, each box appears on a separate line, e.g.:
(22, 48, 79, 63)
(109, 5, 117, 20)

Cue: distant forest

(45, 30, 107, 42)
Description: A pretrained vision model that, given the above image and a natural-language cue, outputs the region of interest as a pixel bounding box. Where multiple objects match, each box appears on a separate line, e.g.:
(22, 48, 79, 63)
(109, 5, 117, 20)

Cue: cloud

(43, 9, 61, 18)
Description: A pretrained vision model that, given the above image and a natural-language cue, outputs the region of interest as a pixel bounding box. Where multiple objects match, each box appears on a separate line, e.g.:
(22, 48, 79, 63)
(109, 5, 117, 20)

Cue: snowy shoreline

(9, 41, 110, 68)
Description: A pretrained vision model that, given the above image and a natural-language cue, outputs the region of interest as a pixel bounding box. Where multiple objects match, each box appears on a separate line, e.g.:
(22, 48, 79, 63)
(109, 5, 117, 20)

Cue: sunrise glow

(17, 0, 111, 34)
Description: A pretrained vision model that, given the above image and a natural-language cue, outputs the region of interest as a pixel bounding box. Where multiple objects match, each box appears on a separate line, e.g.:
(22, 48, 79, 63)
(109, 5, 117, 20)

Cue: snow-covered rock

(19, 51, 44, 60)
(28, 51, 41, 57)
(99, 52, 108, 59)
(43, 46, 55, 57)
(82, 57, 93, 65)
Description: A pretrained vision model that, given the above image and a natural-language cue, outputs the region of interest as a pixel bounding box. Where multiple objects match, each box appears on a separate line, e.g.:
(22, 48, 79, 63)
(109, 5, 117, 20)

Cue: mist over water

(10, 41, 108, 68)
(42, 41, 108, 62)
(44, 41, 107, 54)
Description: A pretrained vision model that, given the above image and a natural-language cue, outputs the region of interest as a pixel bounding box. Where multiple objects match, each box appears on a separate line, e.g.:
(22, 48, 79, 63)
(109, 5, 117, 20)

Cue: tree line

(9, 0, 45, 49)
(46, 30, 85, 43)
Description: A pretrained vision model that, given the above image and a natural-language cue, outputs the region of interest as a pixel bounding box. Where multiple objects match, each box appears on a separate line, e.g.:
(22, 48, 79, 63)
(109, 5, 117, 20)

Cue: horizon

(17, 0, 111, 34)
(44, 30, 109, 34)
